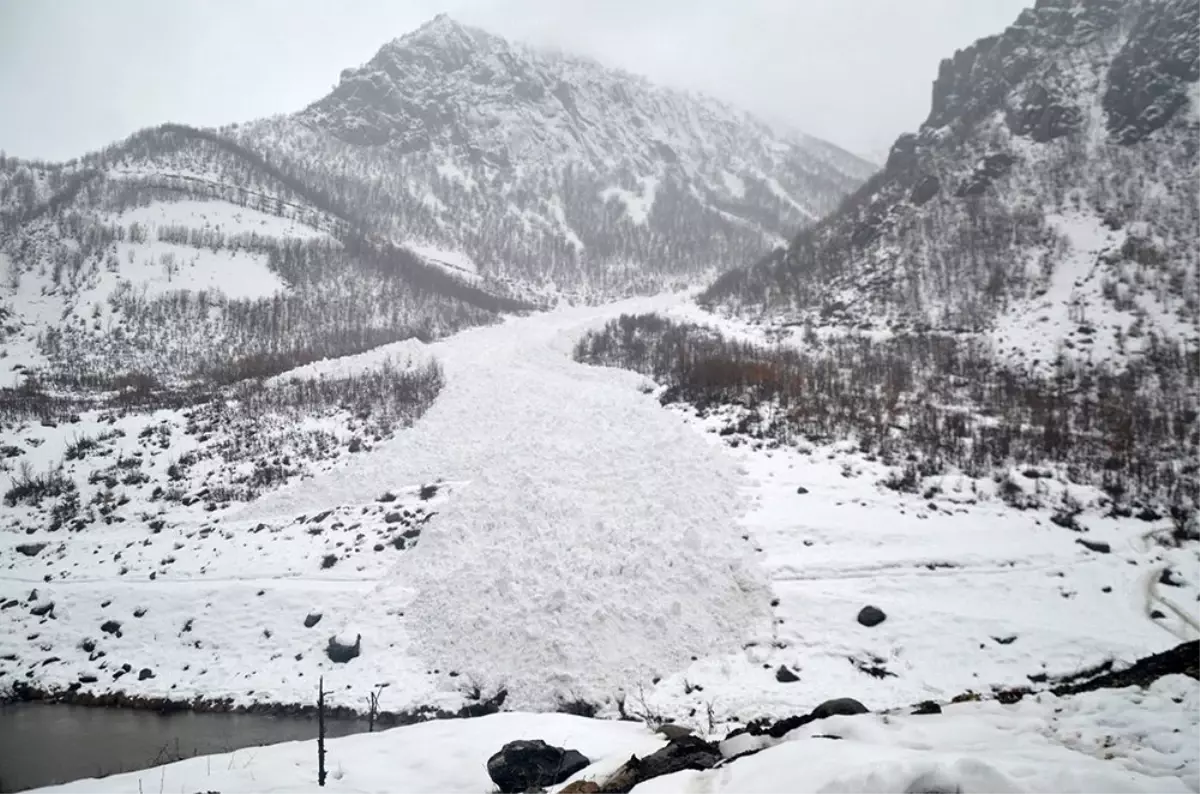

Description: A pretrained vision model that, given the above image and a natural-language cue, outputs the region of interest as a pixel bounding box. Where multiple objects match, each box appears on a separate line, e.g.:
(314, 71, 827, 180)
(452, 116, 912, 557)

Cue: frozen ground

(2, 296, 1197, 741)
(32, 674, 1199, 793)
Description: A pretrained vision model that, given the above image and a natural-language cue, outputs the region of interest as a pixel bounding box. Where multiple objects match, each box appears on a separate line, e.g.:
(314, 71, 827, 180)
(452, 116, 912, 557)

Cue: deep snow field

(3, 294, 1198, 792)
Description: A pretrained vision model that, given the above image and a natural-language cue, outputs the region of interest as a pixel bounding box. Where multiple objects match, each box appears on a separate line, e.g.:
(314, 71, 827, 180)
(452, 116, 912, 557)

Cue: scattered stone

(775, 665, 800, 683)
(100, 620, 122, 636)
(856, 605, 887, 627)
(419, 484, 439, 500)
(304, 613, 322, 628)
(29, 602, 54, 617)
(133, 607, 147, 618)
(138, 668, 154, 681)
(795, 486, 809, 495)
(1076, 538, 1112, 554)
(384, 512, 403, 524)
(326, 634, 361, 664)
(992, 635, 1018, 645)
(15, 543, 47, 557)
(320, 554, 338, 569)
(486, 739, 590, 793)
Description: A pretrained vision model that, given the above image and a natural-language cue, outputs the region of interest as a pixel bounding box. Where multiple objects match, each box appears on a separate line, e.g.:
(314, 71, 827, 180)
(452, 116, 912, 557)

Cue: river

(0, 702, 371, 792)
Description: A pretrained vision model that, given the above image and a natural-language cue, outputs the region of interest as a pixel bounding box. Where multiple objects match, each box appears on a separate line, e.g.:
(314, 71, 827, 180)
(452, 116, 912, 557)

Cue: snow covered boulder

(857, 605, 887, 627)
(486, 739, 590, 793)
(325, 633, 361, 663)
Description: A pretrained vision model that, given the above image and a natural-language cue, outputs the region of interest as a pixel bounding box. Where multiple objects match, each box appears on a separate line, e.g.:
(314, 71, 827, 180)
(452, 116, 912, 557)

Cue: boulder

(326, 634, 361, 664)
(304, 612, 322, 628)
(857, 605, 887, 627)
(1076, 538, 1111, 554)
(810, 697, 868, 720)
(600, 735, 721, 793)
(486, 739, 590, 793)
(775, 665, 800, 683)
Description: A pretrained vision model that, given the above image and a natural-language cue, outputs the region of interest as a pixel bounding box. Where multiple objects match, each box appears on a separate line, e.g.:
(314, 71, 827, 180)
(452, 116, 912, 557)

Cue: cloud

(0, 0, 1029, 161)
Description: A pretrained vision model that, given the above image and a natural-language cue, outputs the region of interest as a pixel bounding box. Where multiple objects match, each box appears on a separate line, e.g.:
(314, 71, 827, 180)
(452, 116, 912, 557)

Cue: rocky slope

(236, 14, 873, 300)
(702, 0, 1198, 370)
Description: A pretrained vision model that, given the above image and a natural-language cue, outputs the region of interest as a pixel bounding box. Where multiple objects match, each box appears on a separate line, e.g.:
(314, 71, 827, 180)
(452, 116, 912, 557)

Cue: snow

(266, 337, 433, 385)
(600, 176, 659, 225)
(989, 211, 1198, 369)
(30, 677, 1198, 793)
(229, 295, 773, 710)
(108, 242, 285, 301)
(720, 171, 746, 198)
(3, 298, 1197, 792)
(404, 242, 479, 275)
(111, 200, 330, 241)
(1180, 80, 1200, 125)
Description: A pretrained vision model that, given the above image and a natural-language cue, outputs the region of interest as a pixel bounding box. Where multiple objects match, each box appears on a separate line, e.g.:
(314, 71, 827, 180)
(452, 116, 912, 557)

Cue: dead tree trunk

(318, 676, 327, 787)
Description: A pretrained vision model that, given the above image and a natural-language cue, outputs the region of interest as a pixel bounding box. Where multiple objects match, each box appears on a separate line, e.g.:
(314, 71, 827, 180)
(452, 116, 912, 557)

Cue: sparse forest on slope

(0, 15, 869, 395)
(702, 0, 1198, 371)
(234, 14, 873, 299)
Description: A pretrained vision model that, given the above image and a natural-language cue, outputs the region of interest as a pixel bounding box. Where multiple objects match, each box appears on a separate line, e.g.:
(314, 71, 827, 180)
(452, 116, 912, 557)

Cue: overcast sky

(0, 0, 1029, 162)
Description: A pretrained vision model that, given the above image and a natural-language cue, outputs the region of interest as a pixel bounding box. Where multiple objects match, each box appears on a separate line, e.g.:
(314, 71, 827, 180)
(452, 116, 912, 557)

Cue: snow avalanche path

(233, 296, 773, 708)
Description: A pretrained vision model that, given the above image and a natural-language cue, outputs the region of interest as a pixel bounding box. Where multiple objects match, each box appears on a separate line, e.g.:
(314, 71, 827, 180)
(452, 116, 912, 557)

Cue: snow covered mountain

(237, 14, 873, 297)
(0, 16, 869, 386)
(702, 0, 1198, 370)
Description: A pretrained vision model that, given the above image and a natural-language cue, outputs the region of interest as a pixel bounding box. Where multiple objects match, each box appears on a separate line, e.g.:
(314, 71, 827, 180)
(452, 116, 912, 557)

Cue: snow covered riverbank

(30, 672, 1200, 793)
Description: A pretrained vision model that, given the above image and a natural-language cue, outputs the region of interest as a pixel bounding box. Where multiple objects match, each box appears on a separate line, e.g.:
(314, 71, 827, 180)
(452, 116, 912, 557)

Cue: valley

(0, 0, 1197, 791)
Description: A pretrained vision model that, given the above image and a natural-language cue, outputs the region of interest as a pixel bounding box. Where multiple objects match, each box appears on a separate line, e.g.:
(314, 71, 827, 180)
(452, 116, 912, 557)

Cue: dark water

(0, 703, 371, 792)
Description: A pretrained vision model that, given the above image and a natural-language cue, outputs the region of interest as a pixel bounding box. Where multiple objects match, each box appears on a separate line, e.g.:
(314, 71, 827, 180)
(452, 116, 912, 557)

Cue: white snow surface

(33, 676, 1198, 793)
(229, 295, 773, 709)
(3, 298, 1197, 739)
(112, 200, 331, 241)
(1180, 81, 1200, 125)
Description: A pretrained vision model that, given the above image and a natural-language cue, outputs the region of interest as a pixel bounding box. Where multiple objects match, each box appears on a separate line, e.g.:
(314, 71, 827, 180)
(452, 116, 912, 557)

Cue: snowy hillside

(234, 14, 874, 296)
(702, 0, 1199, 369)
(3, 298, 1196, 727)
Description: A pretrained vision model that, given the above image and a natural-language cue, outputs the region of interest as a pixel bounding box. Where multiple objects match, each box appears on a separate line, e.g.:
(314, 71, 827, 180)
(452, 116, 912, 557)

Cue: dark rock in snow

(100, 620, 122, 636)
(138, 668, 154, 680)
(486, 739, 590, 793)
(1076, 538, 1112, 554)
(29, 602, 54, 617)
(600, 735, 720, 793)
(775, 665, 800, 683)
(795, 486, 809, 495)
(1159, 568, 1185, 587)
(910, 175, 940, 205)
(857, 605, 887, 627)
(811, 697, 868, 720)
(911, 700, 942, 715)
(326, 634, 361, 663)
(15, 543, 47, 557)
(304, 612, 322, 628)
